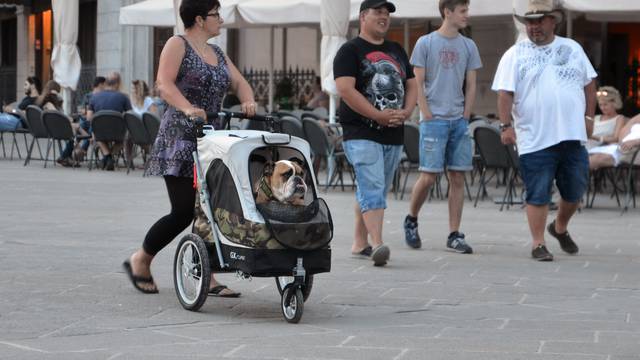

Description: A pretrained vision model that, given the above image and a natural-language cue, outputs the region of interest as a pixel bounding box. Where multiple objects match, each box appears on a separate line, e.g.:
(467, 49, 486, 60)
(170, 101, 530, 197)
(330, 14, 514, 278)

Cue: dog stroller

(173, 112, 332, 323)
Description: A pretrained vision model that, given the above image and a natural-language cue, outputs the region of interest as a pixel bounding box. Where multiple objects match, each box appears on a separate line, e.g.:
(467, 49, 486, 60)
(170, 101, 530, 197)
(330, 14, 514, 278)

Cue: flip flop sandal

(122, 260, 158, 294)
(351, 245, 373, 259)
(208, 285, 241, 298)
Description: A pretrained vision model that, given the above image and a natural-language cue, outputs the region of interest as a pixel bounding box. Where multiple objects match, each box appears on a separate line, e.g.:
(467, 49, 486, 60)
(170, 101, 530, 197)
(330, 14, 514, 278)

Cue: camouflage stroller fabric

(193, 192, 284, 250)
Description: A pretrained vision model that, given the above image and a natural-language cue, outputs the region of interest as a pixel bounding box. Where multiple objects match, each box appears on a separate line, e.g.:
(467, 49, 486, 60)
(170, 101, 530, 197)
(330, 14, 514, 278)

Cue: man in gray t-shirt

(403, 0, 482, 254)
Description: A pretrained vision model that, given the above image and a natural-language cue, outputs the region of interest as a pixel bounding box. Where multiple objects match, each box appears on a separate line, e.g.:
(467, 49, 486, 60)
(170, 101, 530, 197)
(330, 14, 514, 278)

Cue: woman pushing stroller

(123, 0, 257, 296)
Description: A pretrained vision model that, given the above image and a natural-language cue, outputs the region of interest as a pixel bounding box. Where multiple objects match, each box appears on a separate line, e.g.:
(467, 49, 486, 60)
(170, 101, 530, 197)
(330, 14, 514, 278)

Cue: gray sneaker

(371, 244, 390, 266)
(446, 232, 473, 254)
(531, 244, 554, 261)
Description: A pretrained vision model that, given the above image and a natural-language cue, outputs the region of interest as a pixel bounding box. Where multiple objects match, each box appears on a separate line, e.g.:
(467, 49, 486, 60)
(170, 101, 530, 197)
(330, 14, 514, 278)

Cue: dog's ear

(263, 161, 275, 177)
(288, 157, 305, 168)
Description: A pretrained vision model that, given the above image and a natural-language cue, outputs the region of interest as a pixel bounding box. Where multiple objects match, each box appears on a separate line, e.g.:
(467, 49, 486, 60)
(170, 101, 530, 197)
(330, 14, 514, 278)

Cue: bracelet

(585, 115, 594, 122)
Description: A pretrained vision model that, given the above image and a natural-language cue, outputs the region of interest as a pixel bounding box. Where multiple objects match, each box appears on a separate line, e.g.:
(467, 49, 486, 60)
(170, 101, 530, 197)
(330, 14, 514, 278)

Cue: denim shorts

(343, 139, 403, 213)
(419, 118, 472, 173)
(519, 141, 589, 205)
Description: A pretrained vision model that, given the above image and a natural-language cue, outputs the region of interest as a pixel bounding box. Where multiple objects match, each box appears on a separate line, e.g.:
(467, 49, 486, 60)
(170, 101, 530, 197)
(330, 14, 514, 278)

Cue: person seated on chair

(87, 72, 132, 171)
(74, 76, 106, 162)
(303, 76, 330, 111)
(586, 114, 640, 169)
(0, 76, 41, 131)
(38, 80, 90, 167)
(587, 86, 627, 170)
(125, 79, 157, 166)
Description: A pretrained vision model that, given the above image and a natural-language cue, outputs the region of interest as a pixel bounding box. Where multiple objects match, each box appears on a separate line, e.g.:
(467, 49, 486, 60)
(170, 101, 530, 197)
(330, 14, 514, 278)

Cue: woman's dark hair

(92, 76, 106, 89)
(36, 80, 62, 110)
(180, 0, 220, 29)
(26, 76, 42, 94)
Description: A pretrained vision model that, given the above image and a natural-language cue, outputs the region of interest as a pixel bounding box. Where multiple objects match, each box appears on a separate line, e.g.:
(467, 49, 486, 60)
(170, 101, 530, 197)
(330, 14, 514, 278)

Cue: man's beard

(24, 89, 30, 96)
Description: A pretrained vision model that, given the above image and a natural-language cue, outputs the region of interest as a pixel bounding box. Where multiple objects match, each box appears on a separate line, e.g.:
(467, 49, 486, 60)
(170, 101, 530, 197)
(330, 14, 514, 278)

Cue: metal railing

(242, 67, 316, 109)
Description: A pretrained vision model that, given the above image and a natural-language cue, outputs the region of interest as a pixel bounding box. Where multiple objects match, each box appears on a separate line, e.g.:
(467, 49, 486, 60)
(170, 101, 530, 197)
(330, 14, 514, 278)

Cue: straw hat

(514, 0, 563, 24)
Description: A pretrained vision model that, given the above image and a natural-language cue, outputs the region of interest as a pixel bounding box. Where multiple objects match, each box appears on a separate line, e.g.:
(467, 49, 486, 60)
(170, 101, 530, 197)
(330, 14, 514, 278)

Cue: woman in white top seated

(588, 86, 627, 170)
(130, 79, 156, 116)
(588, 113, 640, 168)
(125, 80, 157, 166)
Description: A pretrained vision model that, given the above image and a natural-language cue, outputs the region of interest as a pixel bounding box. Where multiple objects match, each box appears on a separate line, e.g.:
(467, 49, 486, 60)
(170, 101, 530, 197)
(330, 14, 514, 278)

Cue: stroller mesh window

(250, 146, 333, 251)
(193, 159, 282, 249)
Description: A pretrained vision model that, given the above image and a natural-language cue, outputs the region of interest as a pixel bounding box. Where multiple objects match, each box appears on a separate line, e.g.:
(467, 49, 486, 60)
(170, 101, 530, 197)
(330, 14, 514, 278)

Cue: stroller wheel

(275, 275, 313, 302)
(174, 234, 210, 311)
(281, 286, 304, 323)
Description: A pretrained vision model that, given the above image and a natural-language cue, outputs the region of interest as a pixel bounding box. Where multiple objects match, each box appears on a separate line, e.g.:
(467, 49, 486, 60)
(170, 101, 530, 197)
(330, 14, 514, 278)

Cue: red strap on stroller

(193, 165, 197, 189)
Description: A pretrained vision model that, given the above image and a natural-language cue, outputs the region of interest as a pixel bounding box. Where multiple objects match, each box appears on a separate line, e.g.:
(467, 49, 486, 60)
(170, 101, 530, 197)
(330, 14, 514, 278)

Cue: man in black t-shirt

(88, 72, 132, 170)
(0, 76, 41, 131)
(334, 0, 417, 267)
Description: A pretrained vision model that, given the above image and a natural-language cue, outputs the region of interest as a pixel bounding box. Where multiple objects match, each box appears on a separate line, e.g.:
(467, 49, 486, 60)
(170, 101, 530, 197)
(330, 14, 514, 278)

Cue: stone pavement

(0, 158, 639, 359)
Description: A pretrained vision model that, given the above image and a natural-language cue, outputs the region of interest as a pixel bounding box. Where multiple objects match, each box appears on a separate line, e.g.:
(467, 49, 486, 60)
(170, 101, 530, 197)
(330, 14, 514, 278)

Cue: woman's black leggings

(143, 176, 195, 256)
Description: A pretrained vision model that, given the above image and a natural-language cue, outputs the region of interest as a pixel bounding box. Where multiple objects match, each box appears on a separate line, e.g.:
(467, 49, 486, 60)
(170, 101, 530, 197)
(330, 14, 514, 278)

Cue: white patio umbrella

(237, 0, 320, 26)
(562, 0, 640, 23)
(51, 0, 81, 115)
(119, 0, 244, 29)
(119, 0, 176, 27)
(320, 0, 349, 124)
(349, 0, 514, 20)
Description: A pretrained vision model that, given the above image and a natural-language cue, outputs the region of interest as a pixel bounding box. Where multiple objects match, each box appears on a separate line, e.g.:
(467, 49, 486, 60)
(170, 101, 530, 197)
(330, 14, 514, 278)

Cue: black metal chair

(473, 125, 521, 210)
(278, 115, 305, 140)
(0, 110, 29, 160)
(23, 105, 48, 166)
(621, 148, 640, 213)
(41, 110, 91, 168)
(90, 110, 127, 170)
(142, 111, 161, 142)
(395, 122, 420, 200)
(586, 167, 622, 209)
(124, 111, 152, 174)
(302, 118, 349, 191)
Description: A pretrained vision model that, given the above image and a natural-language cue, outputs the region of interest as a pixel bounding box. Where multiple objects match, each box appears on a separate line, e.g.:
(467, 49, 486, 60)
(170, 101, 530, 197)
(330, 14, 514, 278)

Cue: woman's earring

(200, 23, 204, 28)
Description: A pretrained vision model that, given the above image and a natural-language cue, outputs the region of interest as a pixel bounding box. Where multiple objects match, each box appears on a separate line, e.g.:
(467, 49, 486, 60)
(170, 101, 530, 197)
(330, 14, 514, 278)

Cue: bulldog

(255, 159, 307, 206)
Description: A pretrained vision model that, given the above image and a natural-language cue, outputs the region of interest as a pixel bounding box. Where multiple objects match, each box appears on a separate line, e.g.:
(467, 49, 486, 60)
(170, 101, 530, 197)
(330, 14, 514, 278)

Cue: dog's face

(258, 159, 307, 205)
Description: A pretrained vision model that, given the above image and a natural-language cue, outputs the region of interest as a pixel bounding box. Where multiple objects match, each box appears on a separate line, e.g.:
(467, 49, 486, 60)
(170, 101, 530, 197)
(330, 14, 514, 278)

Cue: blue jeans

(419, 118, 472, 173)
(343, 140, 403, 212)
(519, 141, 589, 205)
(0, 113, 20, 131)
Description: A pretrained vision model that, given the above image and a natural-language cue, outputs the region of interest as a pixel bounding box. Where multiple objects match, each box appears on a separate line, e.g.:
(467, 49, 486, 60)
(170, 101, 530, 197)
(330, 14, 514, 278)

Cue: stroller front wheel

(276, 275, 313, 302)
(174, 234, 211, 311)
(281, 286, 304, 323)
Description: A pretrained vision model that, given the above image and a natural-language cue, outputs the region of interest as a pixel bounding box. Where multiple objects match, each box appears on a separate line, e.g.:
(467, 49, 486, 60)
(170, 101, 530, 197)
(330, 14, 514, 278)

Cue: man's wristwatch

(499, 122, 512, 132)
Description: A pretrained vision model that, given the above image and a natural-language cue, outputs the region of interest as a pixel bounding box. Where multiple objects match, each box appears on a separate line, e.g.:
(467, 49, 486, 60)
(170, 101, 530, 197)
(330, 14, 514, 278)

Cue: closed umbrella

(51, 0, 81, 115)
(320, 0, 349, 124)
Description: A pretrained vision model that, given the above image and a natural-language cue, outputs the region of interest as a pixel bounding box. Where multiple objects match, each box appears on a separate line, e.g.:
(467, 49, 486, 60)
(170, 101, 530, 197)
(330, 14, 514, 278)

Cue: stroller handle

(194, 111, 279, 136)
(206, 111, 277, 124)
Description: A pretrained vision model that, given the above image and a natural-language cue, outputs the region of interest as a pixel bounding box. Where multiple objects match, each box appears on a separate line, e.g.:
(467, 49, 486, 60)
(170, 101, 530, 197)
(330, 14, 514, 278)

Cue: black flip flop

(351, 245, 373, 259)
(122, 260, 159, 294)
(208, 285, 241, 298)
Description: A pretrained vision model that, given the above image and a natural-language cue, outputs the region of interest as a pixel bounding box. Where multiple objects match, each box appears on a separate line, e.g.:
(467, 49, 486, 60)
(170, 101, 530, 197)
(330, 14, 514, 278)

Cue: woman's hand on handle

(184, 107, 207, 121)
(240, 101, 257, 117)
